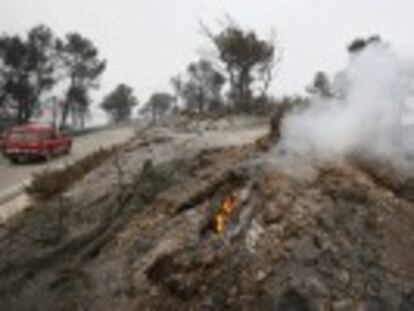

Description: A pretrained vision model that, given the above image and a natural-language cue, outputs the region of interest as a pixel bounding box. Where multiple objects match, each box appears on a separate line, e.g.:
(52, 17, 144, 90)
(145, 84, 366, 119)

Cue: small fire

(214, 194, 237, 234)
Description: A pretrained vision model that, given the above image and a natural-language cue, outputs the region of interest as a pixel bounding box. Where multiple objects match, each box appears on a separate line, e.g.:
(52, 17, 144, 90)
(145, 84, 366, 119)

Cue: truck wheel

(64, 145, 71, 155)
(45, 151, 52, 162)
(9, 157, 19, 164)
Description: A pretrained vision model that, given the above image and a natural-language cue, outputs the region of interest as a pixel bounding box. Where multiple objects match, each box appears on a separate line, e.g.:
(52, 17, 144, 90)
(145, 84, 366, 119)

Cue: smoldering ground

(278, 40, 414, 174)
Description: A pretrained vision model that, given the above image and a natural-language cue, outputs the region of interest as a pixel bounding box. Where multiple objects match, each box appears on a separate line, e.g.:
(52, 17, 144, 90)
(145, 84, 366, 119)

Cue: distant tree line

(100, 84, 138, 123)
(139, 20, 282, 122)
(2, 20, 376, 129)
(0, 20, 283, 128)
(136, 28, 385, 126)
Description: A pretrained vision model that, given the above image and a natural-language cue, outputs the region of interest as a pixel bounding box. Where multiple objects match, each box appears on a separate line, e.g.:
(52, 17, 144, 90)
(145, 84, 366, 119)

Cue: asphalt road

(0, 126, 135, 196)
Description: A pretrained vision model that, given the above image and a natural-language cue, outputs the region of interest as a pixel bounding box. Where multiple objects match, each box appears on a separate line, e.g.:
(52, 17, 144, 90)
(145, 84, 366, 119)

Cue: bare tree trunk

(240, 68, 252, 113)
(151, 106, 157, 124)
(198, 88, 205, 114)
(17, 102, 25, 124)
(227, 67, 237, 113)
(60, 101, 70, 129)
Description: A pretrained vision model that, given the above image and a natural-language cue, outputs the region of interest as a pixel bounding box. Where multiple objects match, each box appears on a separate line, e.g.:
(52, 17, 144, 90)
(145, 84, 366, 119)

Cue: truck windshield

(8, 131, 41, 142)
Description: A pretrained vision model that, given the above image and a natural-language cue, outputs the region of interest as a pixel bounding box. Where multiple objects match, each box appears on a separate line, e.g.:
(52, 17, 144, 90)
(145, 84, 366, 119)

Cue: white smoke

(279, 41, 414, 168)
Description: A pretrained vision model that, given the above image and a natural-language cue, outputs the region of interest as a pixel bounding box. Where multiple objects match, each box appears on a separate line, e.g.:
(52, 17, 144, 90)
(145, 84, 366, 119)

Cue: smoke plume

(279, 40, 414, 169)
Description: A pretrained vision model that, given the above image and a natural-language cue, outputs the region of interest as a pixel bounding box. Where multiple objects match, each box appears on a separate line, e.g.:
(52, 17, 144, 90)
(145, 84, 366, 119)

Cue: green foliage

(0, 25, 57, 123)
(0, 25, 106, 129)
(26, 147, 115, 201)
(101, 83, 138, 122)
(60, 32, 106, 129)
(347, 35, 382, 54)
(181, 59, 225, 114)
(210, 23, 276, 112)
(141, 92, 174, 122)
(214, 27, 273, 71)
(307, 71, 333, 98)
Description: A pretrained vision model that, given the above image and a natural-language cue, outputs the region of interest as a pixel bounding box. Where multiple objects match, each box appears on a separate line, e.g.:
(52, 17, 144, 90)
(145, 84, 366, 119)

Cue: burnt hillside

(0, 118, 414, 310)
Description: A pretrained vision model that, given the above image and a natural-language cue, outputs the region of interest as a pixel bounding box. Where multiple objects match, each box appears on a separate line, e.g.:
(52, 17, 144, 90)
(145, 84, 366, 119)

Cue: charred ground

(0, 116, 413, 310)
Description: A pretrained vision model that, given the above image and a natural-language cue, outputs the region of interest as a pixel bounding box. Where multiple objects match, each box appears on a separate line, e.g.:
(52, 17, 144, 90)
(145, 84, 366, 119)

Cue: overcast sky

(1, 0, 414, 104)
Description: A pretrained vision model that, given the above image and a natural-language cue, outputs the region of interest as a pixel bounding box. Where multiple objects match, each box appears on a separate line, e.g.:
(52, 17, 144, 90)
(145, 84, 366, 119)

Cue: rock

(276, 289, 314, 311)
(290, 236, 320, 262)
(256, 270, 267, 282)
(332, 299, 353, 311)
(306, 276, 328, 296)
(264, 201, 283, 224)
(245, 220, 265, 254)
(238, 186, 251, 205)
(338, 270, 350, 287)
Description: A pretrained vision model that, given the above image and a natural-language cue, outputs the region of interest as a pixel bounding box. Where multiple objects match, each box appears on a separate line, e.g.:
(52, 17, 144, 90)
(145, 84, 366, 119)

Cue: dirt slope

(0, 117, 414, 310)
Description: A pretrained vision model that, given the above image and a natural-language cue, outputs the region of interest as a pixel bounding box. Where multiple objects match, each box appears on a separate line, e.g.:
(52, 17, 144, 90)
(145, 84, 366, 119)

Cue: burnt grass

(26, 147, 117, 201)
(1, 139, 414, 310)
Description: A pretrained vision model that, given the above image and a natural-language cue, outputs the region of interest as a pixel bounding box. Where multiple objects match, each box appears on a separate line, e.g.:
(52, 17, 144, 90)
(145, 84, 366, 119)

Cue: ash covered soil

(0, 116, 414, 310)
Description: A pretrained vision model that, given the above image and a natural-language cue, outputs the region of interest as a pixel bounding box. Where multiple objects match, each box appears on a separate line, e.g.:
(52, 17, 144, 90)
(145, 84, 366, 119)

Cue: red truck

(0, 132, 4, 152)
(2, 124, 72, 163)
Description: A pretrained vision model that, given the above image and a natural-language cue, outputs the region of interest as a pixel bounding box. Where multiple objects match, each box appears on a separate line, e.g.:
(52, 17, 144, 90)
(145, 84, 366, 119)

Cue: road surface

(0, 126, 135, 203)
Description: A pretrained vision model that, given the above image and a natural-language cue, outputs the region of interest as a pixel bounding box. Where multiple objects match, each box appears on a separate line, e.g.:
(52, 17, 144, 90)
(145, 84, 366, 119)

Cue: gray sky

(1, 0, 414, 104)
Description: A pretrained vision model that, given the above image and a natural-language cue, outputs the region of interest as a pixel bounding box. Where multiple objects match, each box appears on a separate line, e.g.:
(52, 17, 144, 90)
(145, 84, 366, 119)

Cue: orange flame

(214, 194, 237, 234)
